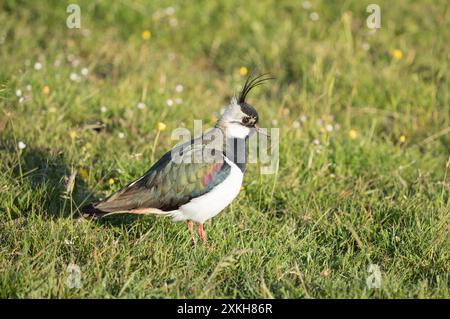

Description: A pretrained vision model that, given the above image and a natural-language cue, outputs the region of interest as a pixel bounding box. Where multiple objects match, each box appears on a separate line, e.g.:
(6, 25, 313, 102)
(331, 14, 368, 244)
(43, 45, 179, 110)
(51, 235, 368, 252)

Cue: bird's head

(217, 74, 273, 139)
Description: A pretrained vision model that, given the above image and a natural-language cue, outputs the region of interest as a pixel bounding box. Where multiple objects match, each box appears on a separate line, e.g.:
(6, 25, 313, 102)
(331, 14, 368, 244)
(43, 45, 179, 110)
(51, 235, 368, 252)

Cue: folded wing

(90, 141, 230, 214)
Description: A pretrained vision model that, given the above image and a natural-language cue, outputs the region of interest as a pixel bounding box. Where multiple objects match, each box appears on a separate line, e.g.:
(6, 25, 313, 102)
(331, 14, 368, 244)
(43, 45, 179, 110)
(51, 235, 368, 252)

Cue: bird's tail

(81, 180, 168, 218)
(81, 202, 168, 219)
(81, 203, 109, 218)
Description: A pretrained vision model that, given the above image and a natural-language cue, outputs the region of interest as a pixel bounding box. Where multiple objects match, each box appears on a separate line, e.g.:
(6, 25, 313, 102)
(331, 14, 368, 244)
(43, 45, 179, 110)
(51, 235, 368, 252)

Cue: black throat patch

(225, 137, 247, 173)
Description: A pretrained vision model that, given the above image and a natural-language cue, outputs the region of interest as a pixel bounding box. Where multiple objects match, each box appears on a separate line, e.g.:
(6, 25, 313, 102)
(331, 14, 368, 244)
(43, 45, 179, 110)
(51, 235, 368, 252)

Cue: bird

(81, 74, 272, 246)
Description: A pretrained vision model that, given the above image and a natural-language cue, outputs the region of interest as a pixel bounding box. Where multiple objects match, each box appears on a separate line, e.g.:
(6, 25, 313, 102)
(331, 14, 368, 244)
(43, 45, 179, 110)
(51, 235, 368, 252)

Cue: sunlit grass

(0, 0, 449, 298)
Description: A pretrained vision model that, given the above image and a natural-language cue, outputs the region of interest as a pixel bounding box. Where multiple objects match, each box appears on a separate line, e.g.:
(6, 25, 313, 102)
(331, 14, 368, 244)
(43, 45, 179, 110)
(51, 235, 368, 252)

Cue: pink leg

(187, 220, 196, 245)
(197, 223, 209, 246)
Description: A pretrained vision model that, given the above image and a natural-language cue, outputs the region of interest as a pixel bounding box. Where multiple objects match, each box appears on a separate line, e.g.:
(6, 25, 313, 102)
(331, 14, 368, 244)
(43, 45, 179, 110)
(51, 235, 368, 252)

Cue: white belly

(172, 157, 243, 224)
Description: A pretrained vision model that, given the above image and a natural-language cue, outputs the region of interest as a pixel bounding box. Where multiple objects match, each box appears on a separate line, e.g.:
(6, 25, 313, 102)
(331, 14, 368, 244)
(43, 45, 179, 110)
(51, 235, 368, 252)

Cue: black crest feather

(238, 73, 275, 104)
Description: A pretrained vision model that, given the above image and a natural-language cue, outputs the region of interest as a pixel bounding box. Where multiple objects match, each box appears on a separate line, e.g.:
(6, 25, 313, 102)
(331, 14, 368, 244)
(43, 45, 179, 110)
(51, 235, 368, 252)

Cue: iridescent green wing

(95, 140, 230, 212)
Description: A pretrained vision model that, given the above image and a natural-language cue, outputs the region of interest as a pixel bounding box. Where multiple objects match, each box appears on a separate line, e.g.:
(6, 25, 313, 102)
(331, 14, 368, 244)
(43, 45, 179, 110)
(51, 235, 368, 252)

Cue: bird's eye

(242, 116, 251, 124)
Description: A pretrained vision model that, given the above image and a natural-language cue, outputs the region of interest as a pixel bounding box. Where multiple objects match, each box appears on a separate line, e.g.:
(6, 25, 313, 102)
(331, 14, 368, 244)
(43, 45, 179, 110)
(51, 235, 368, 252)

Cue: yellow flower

(348, 129, 358, 140)
(69, 129, 77, 140)
(399, 135, 407, 143)
(391, 49, 403, 60)
(157, 122, 167, 131)
(78, 168, 89, 180)
(240, 186, 245, 191)
(239, 66, 248, 76)
(141, 30, 151, 40)
(108, 178, 115, 185)
(42, 85, 50, 95)
(321, 269, 330, 278)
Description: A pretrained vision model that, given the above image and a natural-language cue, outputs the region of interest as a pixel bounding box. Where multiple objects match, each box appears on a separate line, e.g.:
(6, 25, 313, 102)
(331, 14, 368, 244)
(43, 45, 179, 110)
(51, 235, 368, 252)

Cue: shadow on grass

(4, 145, 91, 219)
(2, 138, 166, 229)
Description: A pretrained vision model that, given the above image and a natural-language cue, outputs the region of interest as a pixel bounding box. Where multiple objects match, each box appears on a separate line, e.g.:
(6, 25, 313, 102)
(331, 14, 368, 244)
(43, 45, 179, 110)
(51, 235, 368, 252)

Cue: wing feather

(92, 139, 231, 213)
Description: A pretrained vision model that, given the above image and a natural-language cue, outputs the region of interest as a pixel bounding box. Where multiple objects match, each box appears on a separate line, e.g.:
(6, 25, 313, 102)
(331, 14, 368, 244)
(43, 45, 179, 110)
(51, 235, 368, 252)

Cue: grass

(0, 0, 449, 298)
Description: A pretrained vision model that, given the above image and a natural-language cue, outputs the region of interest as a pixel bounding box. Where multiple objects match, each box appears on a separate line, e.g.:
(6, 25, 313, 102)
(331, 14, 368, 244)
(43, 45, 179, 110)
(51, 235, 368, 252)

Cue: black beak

(254, 124, 271, 141)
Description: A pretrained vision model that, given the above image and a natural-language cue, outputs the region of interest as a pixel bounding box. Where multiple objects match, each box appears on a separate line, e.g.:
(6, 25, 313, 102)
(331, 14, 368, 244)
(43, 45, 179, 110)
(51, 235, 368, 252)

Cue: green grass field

(0, 0, 449, 298)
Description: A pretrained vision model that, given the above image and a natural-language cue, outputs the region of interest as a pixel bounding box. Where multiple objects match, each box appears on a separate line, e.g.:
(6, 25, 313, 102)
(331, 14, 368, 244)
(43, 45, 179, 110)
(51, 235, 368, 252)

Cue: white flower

(71, 59, 80, 67)
(26, 84, 32, 91)
(81, 67, 89, 76)
(64, 239, 73, 245)
(175, 84, 183, 93)
(300, 115, 307, 122)
(334, 123, 341, 130)
(312, 138, 320, 145)
(326, 124, 334, 132)
(34, 62, 42, 70)
(18, 141, 26, 150)
(82, 28, 91, 37)
(166, 99, 174, 107)
(100, 106, 107, 113)
(310, 12, 319, 21)
(175, 98, 183, 105)
(118, 132, 125, 139)
(302, 1, 312, 9)
(169, 18, 178, 27)
(152, 10, 162, 20)
(165, 6, 175, 15)
(292, 121, 300, 129)
(362, 42, 370, 51)
(15, 89, 22, 97)
(19, 97, 25, 104)
(137, 102, 146, 109)
(69, 72, 80, 81)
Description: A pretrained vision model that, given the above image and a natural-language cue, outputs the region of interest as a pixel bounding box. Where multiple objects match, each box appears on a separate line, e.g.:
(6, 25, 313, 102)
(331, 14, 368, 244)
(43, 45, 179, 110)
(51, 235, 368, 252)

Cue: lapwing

(82, 74, 272, 245)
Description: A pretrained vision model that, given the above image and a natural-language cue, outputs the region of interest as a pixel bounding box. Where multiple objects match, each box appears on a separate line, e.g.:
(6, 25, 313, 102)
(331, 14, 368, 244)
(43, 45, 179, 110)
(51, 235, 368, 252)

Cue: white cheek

(226, 123, 250, 139)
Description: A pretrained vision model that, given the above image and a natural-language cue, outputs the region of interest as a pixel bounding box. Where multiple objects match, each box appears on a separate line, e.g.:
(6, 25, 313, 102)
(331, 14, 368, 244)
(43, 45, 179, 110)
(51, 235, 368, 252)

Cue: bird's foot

(187, 220, 197, 246)
(203, 241, 213, 251)
(197, 223, 213, 251)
